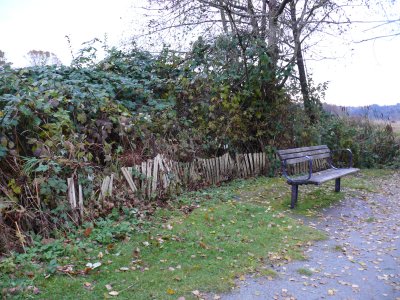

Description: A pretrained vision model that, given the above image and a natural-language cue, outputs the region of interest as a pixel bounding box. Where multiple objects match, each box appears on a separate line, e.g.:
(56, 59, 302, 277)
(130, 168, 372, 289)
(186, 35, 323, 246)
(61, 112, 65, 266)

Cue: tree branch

(355, 32, 400, 43)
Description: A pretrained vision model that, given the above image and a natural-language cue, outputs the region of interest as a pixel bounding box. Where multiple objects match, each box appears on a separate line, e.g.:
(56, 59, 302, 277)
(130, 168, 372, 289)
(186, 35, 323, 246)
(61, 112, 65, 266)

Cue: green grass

(365, 216, 375, 223)
(344, 169, 394, 192)
(228, 176, 345, 216)
(297, 268, 313, 276)
(230, 169, 394, 215)
(332, 245, 344, 252)
(0, 168, 391, 299)
(24, 201, 324, 300)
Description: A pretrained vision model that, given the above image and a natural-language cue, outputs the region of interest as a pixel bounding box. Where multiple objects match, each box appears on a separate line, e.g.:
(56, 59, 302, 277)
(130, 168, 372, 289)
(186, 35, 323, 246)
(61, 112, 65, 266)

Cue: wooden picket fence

(120, 152, 271, 199)
(66, 152, 272, 215)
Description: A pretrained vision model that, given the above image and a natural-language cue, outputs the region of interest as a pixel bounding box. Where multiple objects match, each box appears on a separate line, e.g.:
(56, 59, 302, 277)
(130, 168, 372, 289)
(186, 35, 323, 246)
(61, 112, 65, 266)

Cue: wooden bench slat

(279, 148, 331, 160)
(277, 145, 328, 156)
(291, 168, 359, 184)
(309, 168, 359, 184)
(285, 153, 331, 165)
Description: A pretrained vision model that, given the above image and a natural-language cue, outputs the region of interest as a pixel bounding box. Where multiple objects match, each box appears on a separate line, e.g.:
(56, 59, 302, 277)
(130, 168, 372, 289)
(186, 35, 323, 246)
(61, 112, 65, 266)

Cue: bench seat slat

(291, 168, 359, 184)
(279, 148, 331, 160)
(277, 145, 328, 156)
(286, 153, 330, 165)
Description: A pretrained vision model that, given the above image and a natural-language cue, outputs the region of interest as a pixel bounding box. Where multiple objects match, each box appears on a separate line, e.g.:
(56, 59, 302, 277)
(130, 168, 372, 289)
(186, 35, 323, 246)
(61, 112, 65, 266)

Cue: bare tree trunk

(264, 0, 289, 104)
(261, 0, 268, 38)
(290, 1, 315, 123)
(219, 0, 229, 33)
(267, 0, 279, 75)
(247, 0, 260, 36)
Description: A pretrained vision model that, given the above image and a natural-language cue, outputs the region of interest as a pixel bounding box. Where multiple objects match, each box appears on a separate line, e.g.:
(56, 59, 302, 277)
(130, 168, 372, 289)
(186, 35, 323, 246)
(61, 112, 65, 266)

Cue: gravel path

(221, 172, 400, 300)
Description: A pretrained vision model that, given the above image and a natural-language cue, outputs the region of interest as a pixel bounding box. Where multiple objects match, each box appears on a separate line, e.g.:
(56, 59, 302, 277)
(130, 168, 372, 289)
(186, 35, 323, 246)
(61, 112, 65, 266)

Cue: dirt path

(221, 172, 400, 300)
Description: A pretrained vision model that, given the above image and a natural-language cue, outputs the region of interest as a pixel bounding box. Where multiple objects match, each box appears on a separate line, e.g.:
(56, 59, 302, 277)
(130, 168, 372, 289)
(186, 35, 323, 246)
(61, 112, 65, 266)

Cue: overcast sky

(0, 0, 399, 107)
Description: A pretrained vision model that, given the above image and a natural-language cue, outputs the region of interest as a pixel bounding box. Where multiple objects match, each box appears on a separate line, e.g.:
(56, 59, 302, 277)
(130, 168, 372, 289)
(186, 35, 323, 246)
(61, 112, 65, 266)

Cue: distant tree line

(323, 103, 400, 121)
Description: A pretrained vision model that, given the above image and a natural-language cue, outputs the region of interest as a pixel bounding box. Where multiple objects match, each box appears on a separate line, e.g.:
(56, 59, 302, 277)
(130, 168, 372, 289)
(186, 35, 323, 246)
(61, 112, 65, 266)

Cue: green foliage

(0, 207, 144, 277)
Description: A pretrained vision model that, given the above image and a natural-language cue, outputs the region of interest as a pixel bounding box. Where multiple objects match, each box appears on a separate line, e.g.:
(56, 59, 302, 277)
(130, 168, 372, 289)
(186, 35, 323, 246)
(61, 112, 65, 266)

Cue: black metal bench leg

(291, 184, 299, 209)
(335, 178, 341, 192)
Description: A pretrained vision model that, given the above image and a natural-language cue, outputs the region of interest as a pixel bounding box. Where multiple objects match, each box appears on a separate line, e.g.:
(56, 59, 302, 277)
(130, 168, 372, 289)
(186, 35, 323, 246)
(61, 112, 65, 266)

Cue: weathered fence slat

(122, 167, 137, 193)
(67, 178, 76, 209)
(78, 184, 84, 219)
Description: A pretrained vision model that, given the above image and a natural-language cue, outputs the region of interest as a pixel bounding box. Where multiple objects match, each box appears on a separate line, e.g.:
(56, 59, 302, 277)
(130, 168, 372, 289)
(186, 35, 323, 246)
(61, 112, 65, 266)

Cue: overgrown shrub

(314, 113, 399, 168)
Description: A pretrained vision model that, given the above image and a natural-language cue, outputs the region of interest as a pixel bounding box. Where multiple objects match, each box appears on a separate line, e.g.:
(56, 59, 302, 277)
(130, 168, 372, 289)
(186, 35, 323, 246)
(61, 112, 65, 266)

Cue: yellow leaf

(199, 241, 209, 249)
(167, 288, 176, 295)
(239, 275, 246, 281)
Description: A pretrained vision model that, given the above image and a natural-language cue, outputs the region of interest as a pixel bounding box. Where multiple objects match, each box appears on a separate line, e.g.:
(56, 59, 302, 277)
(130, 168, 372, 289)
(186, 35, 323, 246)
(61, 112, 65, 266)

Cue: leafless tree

(0, 50, 7, 68)
(26, 50, 62, 67)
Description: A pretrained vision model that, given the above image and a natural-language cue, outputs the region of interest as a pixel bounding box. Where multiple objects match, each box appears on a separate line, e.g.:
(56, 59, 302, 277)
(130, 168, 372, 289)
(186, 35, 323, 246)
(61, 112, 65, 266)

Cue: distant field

(392, 121, 400, 134)
(371, 120, 400, 134)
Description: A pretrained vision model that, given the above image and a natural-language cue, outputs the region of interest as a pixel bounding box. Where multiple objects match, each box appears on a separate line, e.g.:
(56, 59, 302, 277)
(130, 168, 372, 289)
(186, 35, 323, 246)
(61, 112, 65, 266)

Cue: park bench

(277, 145, 359, 209)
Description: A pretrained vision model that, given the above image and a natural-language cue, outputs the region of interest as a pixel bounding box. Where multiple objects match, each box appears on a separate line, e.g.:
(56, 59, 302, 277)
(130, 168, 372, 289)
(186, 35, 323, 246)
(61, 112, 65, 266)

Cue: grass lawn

(0, 169, 392, 299)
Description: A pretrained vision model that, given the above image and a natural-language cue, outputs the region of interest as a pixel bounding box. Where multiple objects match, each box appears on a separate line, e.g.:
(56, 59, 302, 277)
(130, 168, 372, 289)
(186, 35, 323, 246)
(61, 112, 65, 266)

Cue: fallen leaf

(105, 284, 112, 291)
(166, 288, 175, 295)
(109, 291, 119, 296)
(239, 275, 246, 281)
(86, 262, 102, 269)
(84, 282, 92, 287)
(132, 247, 141, 258)
(328, 289, 336, 296)
(84, 227, 93, 237)
(199, 241, 209, 249)
(119, 267, 130, 271)
(192, 290, 200, 296)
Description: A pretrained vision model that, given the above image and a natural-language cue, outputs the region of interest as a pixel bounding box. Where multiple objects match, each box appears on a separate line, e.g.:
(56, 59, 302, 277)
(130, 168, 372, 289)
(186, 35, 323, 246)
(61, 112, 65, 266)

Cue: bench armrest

(330, 148, 354, 168)
(281, 155, 313, 184)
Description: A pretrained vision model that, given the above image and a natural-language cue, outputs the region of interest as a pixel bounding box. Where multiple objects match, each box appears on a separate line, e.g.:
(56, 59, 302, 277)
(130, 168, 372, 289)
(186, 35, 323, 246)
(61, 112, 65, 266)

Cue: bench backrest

(277, 145, 331, 165)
